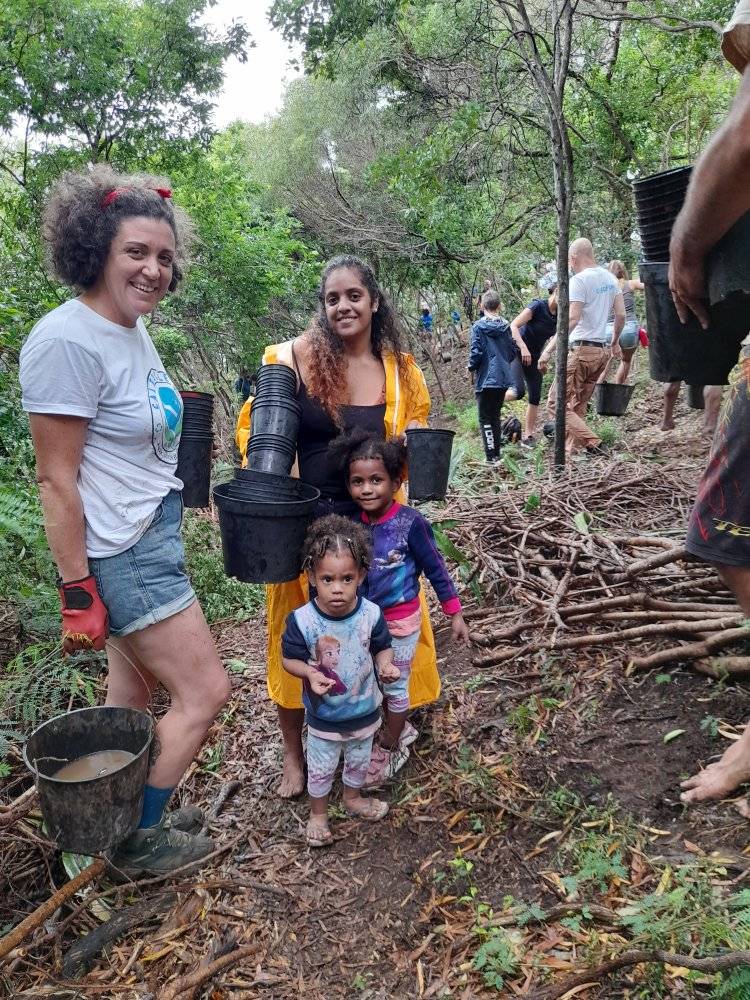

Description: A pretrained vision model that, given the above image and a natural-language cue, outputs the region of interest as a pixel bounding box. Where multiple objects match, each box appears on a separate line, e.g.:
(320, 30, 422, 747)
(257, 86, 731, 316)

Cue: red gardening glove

(58, 575, 109, 654)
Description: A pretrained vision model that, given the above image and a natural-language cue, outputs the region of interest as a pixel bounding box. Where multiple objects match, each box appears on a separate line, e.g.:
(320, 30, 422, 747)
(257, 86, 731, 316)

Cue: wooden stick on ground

(62, 892, 176, 978)
(158, 942, 260, 1000)
(626, 545, 689, 577)
(0, 858, 105, 962)
(693, 656, 750, 678)
(631, 626, 750, 672)
(526, 947, 750, 1000)
(0, 787, 38, 827)
(473, 617, 743, 668)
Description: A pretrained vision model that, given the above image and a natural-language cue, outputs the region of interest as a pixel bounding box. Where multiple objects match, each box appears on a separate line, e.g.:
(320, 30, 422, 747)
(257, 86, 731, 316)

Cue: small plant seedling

(700, 714, 720, 738)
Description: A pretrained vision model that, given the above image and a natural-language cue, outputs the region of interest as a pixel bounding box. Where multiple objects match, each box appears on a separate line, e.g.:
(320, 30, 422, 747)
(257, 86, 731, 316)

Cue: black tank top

(294, 372, 386, 501)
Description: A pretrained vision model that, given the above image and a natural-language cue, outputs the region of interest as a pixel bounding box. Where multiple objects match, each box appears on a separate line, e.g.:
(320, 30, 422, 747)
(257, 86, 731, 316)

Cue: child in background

(281, 515, 400, 847)
(330, 430, 471, 786)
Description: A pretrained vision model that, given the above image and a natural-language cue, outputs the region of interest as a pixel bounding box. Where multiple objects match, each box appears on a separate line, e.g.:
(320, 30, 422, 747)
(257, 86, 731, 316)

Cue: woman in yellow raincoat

(236, 255, 440, 796)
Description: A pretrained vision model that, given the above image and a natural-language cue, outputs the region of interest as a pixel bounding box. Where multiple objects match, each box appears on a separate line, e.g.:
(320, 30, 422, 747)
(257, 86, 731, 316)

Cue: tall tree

(0, 0, 251, 179)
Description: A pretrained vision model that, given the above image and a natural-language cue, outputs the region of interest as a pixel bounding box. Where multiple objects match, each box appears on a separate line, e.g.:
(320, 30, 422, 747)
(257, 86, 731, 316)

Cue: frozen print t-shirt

(282, 597, 392, 736)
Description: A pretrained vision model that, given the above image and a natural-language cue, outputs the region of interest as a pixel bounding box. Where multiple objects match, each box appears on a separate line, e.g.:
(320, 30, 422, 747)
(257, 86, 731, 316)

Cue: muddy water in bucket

(54, 749, 135, 782)
(24, 706, 153, 854)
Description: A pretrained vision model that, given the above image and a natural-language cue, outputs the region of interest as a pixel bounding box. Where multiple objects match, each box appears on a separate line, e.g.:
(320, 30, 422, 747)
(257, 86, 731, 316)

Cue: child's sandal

(306, 817, 333, 847)
(345, 797, 389, 821)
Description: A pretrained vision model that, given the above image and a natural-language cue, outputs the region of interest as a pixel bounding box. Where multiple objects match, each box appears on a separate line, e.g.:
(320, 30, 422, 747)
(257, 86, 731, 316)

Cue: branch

(0, 859, 106, 962)
(527, 947, 750, 1000)
(631, 626, 750, 671)
(158, 942, 260, 1000)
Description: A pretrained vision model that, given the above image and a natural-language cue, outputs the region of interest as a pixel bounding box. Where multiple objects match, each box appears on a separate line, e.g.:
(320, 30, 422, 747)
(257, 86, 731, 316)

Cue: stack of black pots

(213, 468, 320, 584)
(246, 364, 301, 475)
(633, 166, 692, 262)
(634, 167, 748, 385)
(177, 391, 214, 508)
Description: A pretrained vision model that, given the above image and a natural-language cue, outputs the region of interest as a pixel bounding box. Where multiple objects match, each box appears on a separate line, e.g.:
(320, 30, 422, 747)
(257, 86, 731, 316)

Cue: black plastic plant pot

(255, 364, 297, 391)
(594, 382, 634, 416)
(632, 166, 692, 197)
(641, 242, 672, 263)
(23, 706, 153, 855)
(707, 209, 750, 312)
(180, 390, 214, 402)
(641, 261, 746, 384)
(687, 384, 705, 409)
(213, 477, 320, 584)
(406, 428, 455, 502)
(249, 400, 302, 443)
(176, 434, 213, 507)
(234, 467, 310, 497)
(247, 448, 295, 476)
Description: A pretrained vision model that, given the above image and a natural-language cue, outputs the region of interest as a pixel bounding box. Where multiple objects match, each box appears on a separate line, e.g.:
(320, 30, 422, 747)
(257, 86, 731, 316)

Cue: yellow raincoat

(235, 339, 440, 709)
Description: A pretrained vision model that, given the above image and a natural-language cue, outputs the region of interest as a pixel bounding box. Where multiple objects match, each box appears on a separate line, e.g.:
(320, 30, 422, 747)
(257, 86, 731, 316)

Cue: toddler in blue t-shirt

(281, 514, 399, 847)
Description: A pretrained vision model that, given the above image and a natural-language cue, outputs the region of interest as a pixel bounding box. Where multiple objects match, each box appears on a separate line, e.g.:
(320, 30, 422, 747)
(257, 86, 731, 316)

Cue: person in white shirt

(539, 238, 625, 454)
(19, 166, 230, 877)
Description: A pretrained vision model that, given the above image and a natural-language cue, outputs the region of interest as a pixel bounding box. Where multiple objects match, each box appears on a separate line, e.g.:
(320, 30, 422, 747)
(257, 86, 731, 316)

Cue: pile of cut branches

(440, 457, 749, 675)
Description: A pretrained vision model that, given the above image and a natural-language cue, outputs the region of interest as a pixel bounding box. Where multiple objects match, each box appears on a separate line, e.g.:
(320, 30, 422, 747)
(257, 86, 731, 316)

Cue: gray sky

(200, 2, 301, 127)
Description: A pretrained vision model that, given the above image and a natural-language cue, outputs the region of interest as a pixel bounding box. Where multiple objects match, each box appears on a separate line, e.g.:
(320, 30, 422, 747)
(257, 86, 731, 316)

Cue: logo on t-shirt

(147, 369, 182, 464)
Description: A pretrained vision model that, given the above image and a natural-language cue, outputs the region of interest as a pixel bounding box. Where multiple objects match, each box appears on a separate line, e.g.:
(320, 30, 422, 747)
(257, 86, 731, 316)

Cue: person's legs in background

(613, 323, 639, 384)
(703, 385, 723, 436)
(565, 346, 609, 452)
(477, 387, 505, 462)
(661, 381, 681, 430)
(614, 347, 636, 384)
(523, 361, 544, 442)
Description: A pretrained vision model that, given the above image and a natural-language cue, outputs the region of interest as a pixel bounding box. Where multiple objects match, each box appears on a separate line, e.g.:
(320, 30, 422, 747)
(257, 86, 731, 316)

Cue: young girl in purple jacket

(330, 430, 470, 786)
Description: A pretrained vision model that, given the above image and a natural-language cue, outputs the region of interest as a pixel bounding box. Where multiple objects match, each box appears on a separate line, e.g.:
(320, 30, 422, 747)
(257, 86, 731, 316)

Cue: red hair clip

(101, 186, 172, 208)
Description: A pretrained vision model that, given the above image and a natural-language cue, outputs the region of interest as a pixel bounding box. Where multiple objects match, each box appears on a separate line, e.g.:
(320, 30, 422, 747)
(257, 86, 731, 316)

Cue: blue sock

(138, 784, 175, 829)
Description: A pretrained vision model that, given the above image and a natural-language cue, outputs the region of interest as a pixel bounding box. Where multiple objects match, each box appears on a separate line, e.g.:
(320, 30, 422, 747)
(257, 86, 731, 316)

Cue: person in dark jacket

(467, 289, 516, 462)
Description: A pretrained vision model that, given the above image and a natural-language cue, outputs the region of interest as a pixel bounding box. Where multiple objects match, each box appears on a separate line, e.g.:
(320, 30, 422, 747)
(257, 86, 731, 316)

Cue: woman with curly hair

(236, 255, 437, 798)
(19, 165, 231, 878)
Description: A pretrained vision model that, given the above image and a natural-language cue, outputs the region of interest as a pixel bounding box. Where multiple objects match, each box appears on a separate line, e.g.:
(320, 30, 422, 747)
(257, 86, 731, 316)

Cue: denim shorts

(89, 490, 196, 636)
(605, 320, 639, 351)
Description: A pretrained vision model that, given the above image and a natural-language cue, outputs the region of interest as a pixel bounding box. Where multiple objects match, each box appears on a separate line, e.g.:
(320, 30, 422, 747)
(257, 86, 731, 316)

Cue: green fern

(0, 642, 103, 737)
(0, 485, 45, 548)
(711, 967, 750, 999)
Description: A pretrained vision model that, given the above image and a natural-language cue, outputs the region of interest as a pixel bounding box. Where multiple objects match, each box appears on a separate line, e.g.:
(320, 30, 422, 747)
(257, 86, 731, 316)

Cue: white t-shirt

(20, 299, 184, 558)
(569, 266, 621, 344)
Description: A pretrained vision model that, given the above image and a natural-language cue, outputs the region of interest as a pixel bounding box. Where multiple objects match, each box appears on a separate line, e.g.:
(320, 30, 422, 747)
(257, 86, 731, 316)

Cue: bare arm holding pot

(670, 65, 750, 328)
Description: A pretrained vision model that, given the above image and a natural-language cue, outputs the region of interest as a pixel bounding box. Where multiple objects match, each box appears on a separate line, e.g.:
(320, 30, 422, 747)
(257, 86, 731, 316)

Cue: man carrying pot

(538, 238, 625, 455)
(670, 1, 750, 812)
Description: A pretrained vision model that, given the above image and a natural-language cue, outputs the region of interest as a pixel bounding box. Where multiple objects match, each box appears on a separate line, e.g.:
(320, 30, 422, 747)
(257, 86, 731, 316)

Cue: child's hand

(307, 667, 336, 696)
(451, 613, 471, 645)
(378, 661, 400, 683)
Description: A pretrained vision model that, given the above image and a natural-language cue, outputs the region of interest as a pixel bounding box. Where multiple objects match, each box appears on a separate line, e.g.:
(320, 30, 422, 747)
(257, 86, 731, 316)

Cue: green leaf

(663, 729, 686, 744)
(225, 658, 249, 674)
(573, 511, 591, 535)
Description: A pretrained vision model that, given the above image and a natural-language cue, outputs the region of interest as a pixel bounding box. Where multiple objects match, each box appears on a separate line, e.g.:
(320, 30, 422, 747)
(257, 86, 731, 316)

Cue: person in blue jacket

(467, 289, 517, 462)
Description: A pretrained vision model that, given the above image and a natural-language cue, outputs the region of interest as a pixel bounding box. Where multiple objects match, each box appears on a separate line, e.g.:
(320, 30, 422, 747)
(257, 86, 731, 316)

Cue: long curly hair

(42, 164, 193, 292)
(304, 255, 411, 423)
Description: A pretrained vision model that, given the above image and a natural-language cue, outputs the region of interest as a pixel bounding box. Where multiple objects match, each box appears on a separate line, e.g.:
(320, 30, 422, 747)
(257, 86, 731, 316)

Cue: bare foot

(278, 754, 305, 799)
(343, 794, 389, 821)
(680, 743, 750, 804)
(735, 798, 750, 819)
(306, 815, 333, 847)
(661, 419, 675, 431)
